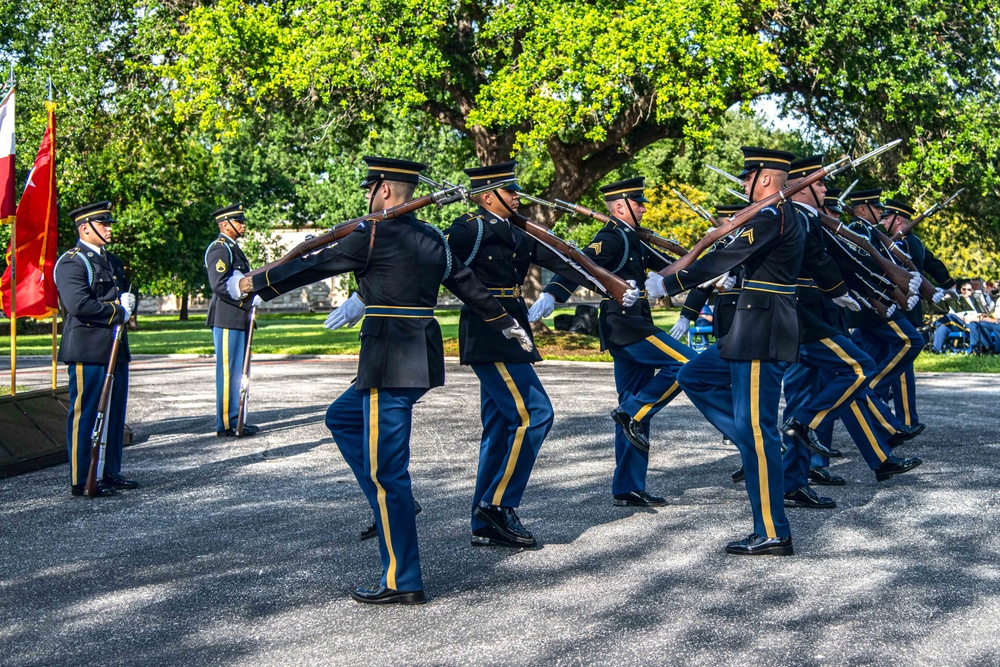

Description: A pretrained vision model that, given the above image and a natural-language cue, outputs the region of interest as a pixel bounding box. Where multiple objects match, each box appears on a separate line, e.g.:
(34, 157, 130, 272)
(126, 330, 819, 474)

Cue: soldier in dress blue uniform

(204, 204, 260, 437)
(663, 147, 803, 555)
(232, 156, 531, 605)
(844, 190, 927, 442)
(880, 199, 957, 429)
(532, 177, 691, 508)
(54, 201, 138, 497)
(443, 161, 593, 548)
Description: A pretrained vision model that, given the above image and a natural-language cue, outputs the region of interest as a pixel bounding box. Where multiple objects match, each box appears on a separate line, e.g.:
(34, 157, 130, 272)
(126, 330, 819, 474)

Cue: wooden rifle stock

(659, 156, 851, 277)
(84, 325, 124, 497)
(235, 306, 257, 437)
(816, 211, 913, 304)
(510, 214, 631, 305)
(245, 188, 462, 280)
(870, 226, 938, 301)
(556, 202, 690, 257)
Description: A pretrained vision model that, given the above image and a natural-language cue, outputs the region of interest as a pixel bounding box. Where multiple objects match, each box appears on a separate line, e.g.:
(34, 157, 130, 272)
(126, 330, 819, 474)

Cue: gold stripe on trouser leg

(865, 395, 897, 435)
(808, 338, 867, 430)
(491, 362, 530, 505)
(633, 382, 681, 422)
(850, 402, 888, 462)
(750, 361, 777, 538)
(869, 321, 912, 389)
(367, 389, 398, 589)
(71, 365, 84, 485)
(222, 329, 231, 430)
(900, 373, 912, 424)
(629, 334, 690, 422)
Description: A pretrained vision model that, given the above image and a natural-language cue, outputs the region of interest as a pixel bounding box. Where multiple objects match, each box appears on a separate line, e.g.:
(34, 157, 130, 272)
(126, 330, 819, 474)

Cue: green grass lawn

(3, 309, 998, 372)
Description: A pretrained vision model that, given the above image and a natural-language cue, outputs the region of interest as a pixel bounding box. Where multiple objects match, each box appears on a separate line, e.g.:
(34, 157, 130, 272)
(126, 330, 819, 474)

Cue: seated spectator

(954, 282, 1000, 354)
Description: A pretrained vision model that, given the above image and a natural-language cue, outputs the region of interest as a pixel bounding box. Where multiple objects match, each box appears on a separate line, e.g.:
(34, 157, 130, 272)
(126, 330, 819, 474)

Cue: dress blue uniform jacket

(895, 232, 954, 326)
(793, 204, 849, 342)
(662, 203, 805, 362)
(444, 207, 591, 364)
(250, 213, 515, 389)
(54, 241, 131, 364)
(205, 234, 254, 330)
(543, 220, 670, 351)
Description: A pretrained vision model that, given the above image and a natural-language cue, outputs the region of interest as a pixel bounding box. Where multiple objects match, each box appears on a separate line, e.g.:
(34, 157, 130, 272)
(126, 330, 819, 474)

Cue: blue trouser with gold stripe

(66, 361, 129, 486)
(783, 336, 873, 490)
(326, 384, 426, 592)
(470, 362, 553, 530)
(889, 367, 920, 427)
(608, 331, 694, 495)
(811, 387, 900, 470)
(678, 344, 790, 538)
(213, 327, 246, 432)
(851, 318, 922, 409)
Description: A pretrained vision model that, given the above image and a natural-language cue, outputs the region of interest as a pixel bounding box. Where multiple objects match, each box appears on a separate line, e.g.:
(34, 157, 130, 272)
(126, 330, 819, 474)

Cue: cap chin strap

(496, 190, 518, 220)
(86, 220, 109, 245)
(225, 218, 244, 239)
(748, 168, 762, 203)
(809, 184, 824, 212)
(866, 204, 879, 225)
(625, 197, 640, 228)
(368, 178, 385, 215)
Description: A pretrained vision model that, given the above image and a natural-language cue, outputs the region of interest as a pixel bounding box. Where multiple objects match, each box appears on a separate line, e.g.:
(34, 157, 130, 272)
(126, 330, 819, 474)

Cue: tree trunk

(179, 291, 189, 321)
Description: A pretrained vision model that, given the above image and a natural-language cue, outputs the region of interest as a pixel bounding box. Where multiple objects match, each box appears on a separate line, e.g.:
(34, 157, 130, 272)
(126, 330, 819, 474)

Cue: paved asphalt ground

(1, 355, 998, 666)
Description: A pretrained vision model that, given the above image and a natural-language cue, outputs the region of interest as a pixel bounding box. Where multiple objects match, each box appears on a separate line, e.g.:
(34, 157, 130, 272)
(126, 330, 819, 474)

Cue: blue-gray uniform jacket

(793, 204, 849, 342)
(444, 208, 592, 365)
(681, 279, 742, 340)
(543, 220, 670, 351)
(844, 218, 909, 329)
(53, 241, 131, 364)
(895, 232, 955, 326)
(250, 213, 515, 390)
(205, 234, 253, 330)
(661, 202, 805, 363)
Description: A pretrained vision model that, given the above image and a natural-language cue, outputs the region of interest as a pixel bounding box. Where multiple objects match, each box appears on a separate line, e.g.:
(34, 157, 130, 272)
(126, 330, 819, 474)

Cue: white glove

(906, 293, 920, 311)
(119, 292, 135, 321)
(932, 288, 944, 304)
(944, 286, 959, 298)
(832, 294, 861, 312)
(324, 293, 365, 330)
(885, 303, 897, 318)
(669, 316, 690, 340)
(227, 270, 246, 299)
(502, 322, 534, 352)
(907, 272, 922, 295)
(718, 274, 737, 292)
(527, 292, 555, 322)
(252, 295, 263, 308)
(645, 273, 666, 299)
(622, 280, 640, 308)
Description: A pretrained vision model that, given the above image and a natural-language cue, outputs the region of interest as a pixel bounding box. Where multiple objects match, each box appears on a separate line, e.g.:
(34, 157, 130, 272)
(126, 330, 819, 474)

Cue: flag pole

(48, 76, 56, 390)
(8, 63, 15, 396)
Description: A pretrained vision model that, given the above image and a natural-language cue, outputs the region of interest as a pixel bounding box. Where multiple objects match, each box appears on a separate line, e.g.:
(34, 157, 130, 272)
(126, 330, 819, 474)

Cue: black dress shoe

(808, 467, 846, 486)
(471, 524, 537, 548)
(237, 424, 260, 436)
(784, 485, 837, 509)
(612, 490, 666, 507)
(731, 466, 745, 483)
(102, 473, 139, 489)
(351, 585, 426, 605)
(360, 500, 422, 542)
(725, 533, 794, 556)
(888, 422, 925, 447)
(71, 482, 116, 497)
(874, 455, 923, 482)
(722, 436, 735, 447)
(782, 417, 839, 458)
(217, 428, 236, 437)
(473, 503, 536, 546)
(610, 408, 650, 452)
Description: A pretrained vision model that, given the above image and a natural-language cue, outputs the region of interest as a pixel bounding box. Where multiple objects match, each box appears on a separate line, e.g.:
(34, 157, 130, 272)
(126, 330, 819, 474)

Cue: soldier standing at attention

(54, 202, 138, 497)
(204, 204, 260, 437)
(231, 156, 532, 605)
(532, 177, 688, 508)
(665, 147, 804, 555)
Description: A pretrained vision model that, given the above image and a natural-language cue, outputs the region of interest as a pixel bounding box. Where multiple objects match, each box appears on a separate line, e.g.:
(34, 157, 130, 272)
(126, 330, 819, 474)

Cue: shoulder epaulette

(54, 247, 95, 289)
(204, 237, 234, 269)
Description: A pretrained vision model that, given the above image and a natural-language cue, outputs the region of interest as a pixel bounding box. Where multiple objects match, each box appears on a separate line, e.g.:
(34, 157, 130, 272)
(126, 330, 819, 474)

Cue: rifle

(662, 140, 901, 278)
(530, 195, 691, 257)
(243, 179, 515, 281)
(869, 225, 938, 301)
(891, 188, 965, 241)
(84, 325, 124, 497)
(235, 305, 257, 437)
(671, 188, 718, 226)
(837, 179, 860, 206)
(817, 210, 915, 304)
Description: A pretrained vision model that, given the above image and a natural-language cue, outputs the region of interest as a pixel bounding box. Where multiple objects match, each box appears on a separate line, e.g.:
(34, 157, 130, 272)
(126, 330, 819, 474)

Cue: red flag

(2, 101, 58, 318)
